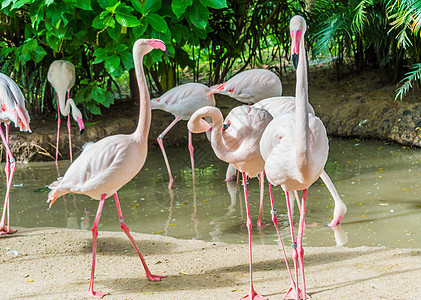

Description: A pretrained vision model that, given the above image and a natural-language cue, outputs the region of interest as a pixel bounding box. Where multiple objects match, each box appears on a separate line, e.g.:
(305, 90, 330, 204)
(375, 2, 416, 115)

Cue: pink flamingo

(47, 60, 85, 166)
(151, 83, 215, 189)
(209, 69, 282, 104)
(0, 73, 31, 235)
(47, 39, 166, 298)
(188, 105, 275, 300)
(259, 15, 329, 299)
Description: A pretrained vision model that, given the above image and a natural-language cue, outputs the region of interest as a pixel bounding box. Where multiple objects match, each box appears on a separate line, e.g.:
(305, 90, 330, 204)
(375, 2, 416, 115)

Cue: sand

(1, 227, 420, 299)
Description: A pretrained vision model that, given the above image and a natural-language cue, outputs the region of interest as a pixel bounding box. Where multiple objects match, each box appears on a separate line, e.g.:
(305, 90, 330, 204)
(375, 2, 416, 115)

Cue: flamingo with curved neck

(47, 39, 166, 298)
(260, 16, 329, 300)
(48, 60, 85, 166)
(189, 105, 275, 300)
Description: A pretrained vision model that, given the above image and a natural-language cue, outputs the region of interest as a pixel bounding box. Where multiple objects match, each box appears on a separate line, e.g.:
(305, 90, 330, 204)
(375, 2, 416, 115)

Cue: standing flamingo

(47, 39, 166, 298)
(253, 97, 347, 226)
(259, 15, 328, 299)
(0, 73, 31, 235)
(47, 60, 85, 166)
(209, 69, 282, 104)
(188, 105, 275, 300)
(151, 83, 215, 189)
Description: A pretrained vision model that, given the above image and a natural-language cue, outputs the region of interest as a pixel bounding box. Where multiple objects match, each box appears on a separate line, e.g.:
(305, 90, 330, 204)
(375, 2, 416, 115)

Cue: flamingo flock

(0, 15, 348, 300)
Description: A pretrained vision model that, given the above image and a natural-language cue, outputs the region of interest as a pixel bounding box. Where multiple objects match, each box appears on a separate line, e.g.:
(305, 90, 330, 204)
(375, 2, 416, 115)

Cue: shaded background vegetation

(0, 0, 419, 120)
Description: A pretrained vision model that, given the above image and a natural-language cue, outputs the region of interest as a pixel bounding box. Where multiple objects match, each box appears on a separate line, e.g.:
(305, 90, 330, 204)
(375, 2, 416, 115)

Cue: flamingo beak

(77, 118, 85, 135)
(48, 197, 57, 209)
(150, 39, 168, 55)
(291, 30, 301, 70)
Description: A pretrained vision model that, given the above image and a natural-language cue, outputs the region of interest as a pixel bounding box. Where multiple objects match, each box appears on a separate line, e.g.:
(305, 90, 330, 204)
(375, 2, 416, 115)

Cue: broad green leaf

(144, 0, 162, 14)
(130, 0, 143, 13)
(12, 0, 32, 10)
(91, 86, 106, 103)
(102, 91, 114, 108)
(120, 51, 133, 69)
(188, 1, 209, 30)
(131, 18, 148, 38)
(199, 0, 227, 9)
(105, 53, 120, 73)
(2, 0, 13, 10)
(172, 0, 192, 19)
(98, 0, 119, 10)
(146, 14, 168, 33)
(115, 6, 141, 27)
(115, 43, 128, 52)
(75, 0, 92, 10)
(30, 45, 47, 62)
(107, 24, 122, 41)
(93, 48, 109, 64)
(87, 102, 101, 114)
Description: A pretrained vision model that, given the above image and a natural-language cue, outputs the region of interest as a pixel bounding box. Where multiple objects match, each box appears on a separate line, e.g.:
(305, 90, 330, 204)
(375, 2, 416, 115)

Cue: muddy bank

(4, 68, 420, 162)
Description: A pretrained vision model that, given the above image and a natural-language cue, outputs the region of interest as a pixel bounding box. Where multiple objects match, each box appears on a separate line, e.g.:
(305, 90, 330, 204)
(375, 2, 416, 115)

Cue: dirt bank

(4, 67, 420, 162)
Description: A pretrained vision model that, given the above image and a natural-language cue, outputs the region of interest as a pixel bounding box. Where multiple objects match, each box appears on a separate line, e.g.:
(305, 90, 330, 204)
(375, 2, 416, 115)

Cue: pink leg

(113, 193, 165, 281)
(88, 194, 108, 298)
(67, 115, 73, 163)
(296, 190, 308, 299)
(240, 172, 266, 300)
(257, 171, 265, 228)
(55, 93, 61, 174)
(268, 183, 295, 289)
(188, 130, 195, 186)
(157, 115, 182, 189)
(284, 191, 303, 300)
(0, 124, 17, 235)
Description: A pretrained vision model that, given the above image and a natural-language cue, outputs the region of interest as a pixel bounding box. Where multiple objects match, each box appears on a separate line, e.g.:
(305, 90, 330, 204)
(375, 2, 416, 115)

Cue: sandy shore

(1, 227, 420, 299)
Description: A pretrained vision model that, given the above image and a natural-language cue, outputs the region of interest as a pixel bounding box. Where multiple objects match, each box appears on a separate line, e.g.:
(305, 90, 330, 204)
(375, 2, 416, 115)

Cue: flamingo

(209, 69, 282, 104)
(259, 15, 328, 299)
(188, 104, 274, 300)
(47, 60, 85, 166)
(0, 73, 31, 235)
(253, 98, 347, 226)
(47, 39, 167, 298)
(151, 82, 215, 189)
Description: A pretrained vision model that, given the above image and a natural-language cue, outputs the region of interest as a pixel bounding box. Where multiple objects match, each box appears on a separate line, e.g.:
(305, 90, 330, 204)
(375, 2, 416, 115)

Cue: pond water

(2, 138, 420, 248)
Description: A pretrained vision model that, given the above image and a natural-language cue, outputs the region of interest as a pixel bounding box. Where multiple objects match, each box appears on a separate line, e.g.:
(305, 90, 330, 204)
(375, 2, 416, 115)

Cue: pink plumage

(209, 69, 282, 104)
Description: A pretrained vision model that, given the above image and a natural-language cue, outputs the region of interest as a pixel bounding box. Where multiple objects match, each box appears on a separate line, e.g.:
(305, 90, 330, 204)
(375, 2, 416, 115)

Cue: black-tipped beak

(292, 53, 299, 70)
(80, 128, 85, 135)
(165, 48, 170, 56)
(223, 123, 230, 130)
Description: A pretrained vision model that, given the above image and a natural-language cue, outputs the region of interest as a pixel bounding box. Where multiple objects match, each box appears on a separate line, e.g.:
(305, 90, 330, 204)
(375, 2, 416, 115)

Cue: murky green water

(2, 138, 420, 248)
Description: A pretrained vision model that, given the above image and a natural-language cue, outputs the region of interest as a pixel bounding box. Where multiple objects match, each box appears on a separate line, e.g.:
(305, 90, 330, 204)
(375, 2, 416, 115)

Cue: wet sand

(2, 227, 420, 299)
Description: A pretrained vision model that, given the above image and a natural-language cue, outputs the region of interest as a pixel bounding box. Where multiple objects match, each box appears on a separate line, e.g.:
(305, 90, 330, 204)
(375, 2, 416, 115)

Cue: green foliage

(0, 0, 227, 116)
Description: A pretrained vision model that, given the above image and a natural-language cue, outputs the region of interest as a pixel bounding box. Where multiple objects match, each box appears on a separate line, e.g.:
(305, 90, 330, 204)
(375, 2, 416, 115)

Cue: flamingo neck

(133, 50, 151, 143)
(295, 31, 310, 174)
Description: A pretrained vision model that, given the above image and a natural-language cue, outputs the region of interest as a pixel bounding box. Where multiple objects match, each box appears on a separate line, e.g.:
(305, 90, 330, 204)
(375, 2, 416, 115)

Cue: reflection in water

(1, 138, 420, 248)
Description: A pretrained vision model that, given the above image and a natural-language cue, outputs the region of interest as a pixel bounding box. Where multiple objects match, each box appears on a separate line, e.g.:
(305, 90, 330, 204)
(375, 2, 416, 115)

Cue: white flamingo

(151, 82, 215, 189)
(47, 39, 167, 298)
(0, 73, 31, 235)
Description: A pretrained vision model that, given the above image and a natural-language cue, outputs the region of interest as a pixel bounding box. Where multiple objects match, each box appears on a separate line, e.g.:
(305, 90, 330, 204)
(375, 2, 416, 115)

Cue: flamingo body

(210, 69, 282, 104)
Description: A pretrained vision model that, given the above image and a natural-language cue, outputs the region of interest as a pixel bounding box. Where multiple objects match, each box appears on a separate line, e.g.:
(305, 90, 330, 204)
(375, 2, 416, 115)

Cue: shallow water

(2, 138, 420, 248)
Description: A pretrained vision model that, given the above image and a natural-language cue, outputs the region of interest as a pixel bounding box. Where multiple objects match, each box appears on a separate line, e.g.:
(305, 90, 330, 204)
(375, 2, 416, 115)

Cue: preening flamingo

(47, 39, 166, 298)
(209, 69, 282, 104)
(47, 60, 85, 166)
(259, 15, 328, 299)
(151, 82, 215, 189)
(188, 105, 274, 300)
(0, 73, 31, 235)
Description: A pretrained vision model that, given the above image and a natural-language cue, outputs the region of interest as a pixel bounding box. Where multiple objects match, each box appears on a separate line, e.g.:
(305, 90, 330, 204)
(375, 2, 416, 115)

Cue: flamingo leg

(268, 183, 295, 289)
(296, 190, 308, 299)
(55, 93, 61, 174)
(113, 193, 165, 281)
(257, 171, 265, 228)
(188, 130, 195, 186)
(284, 191, 303, 300)
(0, 124, 17, 235)
(88, 194, 108, 298)
(67, 114, 73, 163)
(157, 115, 182, 189)
(240, 172, 266, 300)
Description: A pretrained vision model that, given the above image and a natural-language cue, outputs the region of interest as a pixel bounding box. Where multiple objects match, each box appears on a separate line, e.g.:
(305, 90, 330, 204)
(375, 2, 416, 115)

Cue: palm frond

(395, 62, 421, 100)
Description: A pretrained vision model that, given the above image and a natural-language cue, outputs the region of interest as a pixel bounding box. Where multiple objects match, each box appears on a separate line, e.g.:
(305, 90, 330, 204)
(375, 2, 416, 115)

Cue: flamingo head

(290, 15, 306, 70)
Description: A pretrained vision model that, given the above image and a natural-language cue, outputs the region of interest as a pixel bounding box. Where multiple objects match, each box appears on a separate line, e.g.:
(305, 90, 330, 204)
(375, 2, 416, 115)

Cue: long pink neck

(295, 30, 310, 175)
(133, 47, 151, 143)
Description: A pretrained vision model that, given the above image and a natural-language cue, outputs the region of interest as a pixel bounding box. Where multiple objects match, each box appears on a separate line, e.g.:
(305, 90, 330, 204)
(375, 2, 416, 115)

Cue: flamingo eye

(223, 120, 231, 130)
